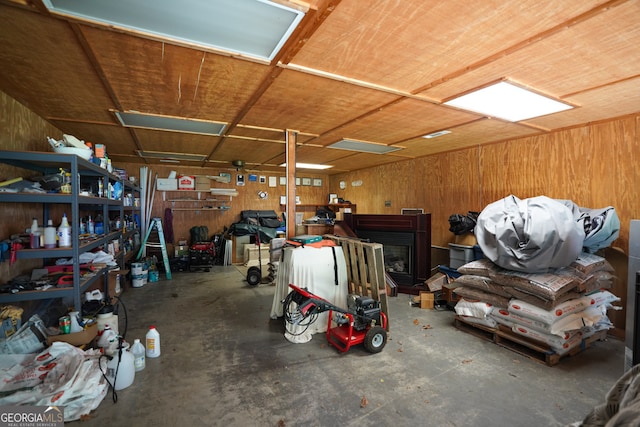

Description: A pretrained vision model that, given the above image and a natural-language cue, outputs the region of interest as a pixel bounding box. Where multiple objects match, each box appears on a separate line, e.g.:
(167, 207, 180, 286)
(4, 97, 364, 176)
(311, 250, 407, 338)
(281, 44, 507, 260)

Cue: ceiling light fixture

(444, 81, 574, 122)
(137, 150, 207, 162)
(328, 139, 403, 154)
(42, 0, 305, 61)
(115, 111, 227, 136)
(422, 130, 451, 139)
(279, 162, 333, 170)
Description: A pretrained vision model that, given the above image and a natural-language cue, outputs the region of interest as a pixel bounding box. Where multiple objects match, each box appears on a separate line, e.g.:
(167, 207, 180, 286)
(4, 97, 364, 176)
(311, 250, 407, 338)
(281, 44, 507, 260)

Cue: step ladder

(137, 218, 172, 280)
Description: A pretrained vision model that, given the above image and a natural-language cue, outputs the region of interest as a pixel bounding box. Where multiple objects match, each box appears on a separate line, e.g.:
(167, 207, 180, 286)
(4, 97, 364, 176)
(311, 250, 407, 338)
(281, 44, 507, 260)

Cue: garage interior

(0, 0, 639, 425)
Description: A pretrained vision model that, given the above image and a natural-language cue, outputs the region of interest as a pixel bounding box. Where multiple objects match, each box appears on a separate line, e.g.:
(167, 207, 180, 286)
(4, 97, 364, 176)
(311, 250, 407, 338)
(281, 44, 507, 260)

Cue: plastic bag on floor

(0, 341, 108, 421)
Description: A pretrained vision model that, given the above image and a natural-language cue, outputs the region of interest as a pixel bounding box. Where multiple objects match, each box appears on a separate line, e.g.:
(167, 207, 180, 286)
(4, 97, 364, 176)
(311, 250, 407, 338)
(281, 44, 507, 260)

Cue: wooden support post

(285, 130, 297, 239)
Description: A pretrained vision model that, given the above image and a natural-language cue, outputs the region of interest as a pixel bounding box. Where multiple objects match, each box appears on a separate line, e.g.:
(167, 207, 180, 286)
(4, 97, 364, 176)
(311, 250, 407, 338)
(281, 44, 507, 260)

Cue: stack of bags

(451, 194, 622, 355)
(453, 252, 620, 355)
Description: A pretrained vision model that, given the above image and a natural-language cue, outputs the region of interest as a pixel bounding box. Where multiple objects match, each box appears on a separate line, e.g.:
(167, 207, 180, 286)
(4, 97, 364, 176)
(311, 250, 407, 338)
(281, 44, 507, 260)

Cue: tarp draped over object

(475, 195, 585, 273)
(577, 205, 620, 253)
(475, 195, 620, 273)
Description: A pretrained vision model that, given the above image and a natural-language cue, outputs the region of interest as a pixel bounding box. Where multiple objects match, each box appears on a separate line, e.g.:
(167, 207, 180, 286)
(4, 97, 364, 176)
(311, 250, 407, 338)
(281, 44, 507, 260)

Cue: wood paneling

(330, 114, 640, 254)
(0, 92, 61, 285)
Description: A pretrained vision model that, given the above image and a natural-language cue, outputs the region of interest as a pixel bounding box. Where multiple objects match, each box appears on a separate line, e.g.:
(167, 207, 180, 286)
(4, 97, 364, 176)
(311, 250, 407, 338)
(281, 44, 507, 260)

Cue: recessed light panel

(444, 81, 574, 122)
(115, 111, 226, 136)
(328, 139, 403, 154)
(422, 130, 451, 139)
(279, 163, 332, 170)
(42, 0, 305, 61)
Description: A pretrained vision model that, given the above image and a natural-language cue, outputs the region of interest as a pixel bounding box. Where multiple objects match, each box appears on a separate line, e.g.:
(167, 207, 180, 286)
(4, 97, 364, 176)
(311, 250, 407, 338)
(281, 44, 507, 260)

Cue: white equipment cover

(475, 195, 585, 273)
(270, 245, 348, 343)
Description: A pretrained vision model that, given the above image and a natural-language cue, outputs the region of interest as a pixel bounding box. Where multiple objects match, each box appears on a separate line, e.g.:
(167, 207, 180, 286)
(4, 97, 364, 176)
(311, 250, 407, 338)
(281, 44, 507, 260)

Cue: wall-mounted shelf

(0, 150, 131, 311)
(160, 189, 233, 212)
(280, 203, 356, 213)
(170, 206, 231, 212)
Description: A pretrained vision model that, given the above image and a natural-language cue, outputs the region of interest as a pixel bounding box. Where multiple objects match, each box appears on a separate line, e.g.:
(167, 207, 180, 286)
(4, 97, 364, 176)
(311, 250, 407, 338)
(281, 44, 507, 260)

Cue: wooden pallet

(453, 316, 607, 366)
(325, 235, 389, 331)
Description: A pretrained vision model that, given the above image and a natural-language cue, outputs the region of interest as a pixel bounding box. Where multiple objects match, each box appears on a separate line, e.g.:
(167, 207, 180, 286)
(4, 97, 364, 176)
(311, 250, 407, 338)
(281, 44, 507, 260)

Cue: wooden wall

(0, 90, 638, 334)
(328, 114, 640, 254)
(0, 91, 63, 284)
(116, 163, 329, 245)
(328, 114, 639, 336)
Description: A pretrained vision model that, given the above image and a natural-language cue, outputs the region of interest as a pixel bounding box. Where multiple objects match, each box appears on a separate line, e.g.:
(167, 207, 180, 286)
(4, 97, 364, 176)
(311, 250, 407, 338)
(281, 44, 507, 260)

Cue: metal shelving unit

(0, 150, 126, 312)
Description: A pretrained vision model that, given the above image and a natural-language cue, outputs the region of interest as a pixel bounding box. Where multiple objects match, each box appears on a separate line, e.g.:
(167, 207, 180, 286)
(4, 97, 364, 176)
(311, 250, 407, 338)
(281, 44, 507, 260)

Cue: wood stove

(343, 213, 431, 295)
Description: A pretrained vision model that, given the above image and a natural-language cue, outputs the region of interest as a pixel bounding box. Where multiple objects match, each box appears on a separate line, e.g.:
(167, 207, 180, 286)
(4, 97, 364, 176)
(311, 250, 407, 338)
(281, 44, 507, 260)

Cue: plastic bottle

(57, 214, 72, 247)
(96, 304, 119, 335)
(145, 326, 161, 358)
(29, 218, 41, 249)
(95, 214, 104, 235)
(68, 311, 83, 333)
(44, 219, 57, 248)
(131, 338, 146, 371)
(87, 215, 95, 235)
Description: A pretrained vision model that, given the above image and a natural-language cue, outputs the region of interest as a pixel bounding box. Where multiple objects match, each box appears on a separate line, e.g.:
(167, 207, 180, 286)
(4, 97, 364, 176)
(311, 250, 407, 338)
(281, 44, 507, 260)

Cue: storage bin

(448, 243, 475, 269)
(473, 245, 485, 260)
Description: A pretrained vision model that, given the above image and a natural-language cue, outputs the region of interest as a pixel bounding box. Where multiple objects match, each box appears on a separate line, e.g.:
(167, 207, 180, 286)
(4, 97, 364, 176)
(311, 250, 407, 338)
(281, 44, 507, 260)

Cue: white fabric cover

(475, 195, 585, 273)
(270, 245, 348, 344)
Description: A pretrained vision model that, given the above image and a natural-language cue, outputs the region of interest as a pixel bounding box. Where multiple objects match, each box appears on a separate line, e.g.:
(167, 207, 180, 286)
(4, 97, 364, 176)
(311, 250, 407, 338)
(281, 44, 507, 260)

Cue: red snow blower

(284, 284, 388, 353)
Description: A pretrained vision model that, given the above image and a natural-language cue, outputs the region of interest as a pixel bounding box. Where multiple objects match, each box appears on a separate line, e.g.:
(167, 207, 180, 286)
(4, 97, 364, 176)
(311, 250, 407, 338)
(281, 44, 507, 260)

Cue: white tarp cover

(270, 245, 348, 344)
(475, 195, 585, 273)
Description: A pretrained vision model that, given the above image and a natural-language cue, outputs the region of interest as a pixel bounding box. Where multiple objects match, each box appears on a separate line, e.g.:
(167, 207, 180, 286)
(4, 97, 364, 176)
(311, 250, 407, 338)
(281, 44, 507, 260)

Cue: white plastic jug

(57, 214, 71, 248)
(146, 326, 161, 358)
(97, 306, 118, 335)
(131, 338, 146, 372)
(103, 347, 135, 390)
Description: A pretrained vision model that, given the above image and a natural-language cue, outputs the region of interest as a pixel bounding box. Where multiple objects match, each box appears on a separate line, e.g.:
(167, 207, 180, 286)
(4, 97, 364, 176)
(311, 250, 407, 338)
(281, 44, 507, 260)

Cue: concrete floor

(77, 266, 625, 427)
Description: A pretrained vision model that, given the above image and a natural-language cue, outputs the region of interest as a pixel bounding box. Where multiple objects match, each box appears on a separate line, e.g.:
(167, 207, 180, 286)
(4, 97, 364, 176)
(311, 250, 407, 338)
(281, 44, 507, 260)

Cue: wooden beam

(285, 129, 297, 238)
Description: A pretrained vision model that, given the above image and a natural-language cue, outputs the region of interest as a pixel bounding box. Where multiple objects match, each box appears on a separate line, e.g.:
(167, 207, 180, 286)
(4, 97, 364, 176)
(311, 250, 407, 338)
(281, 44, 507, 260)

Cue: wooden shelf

(280, 203, 356, 212)
(170, 206, 230, 212)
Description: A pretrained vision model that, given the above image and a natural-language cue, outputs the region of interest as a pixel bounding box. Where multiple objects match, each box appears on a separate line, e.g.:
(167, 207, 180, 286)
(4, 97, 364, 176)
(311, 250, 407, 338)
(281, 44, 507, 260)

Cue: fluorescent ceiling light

(444, 81, 574, 122)
(137, 150, 207, 162)
(328, 139, 403, 154)
(43, 0, 305, 61)
(422, 130, 451, 139)
(115, 111, 226, 136)
(279, 162, 333, 170)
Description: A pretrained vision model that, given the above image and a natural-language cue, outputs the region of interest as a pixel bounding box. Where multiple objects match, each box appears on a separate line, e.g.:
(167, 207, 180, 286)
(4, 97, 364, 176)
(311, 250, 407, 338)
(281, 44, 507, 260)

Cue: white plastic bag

(0, 341, 108, 421)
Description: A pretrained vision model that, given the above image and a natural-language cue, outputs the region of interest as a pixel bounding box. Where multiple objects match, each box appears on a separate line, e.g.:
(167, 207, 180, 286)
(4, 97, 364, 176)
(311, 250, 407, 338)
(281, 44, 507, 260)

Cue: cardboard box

(454, 232, 477, 246)
(86, 270, 128, 304)
(157, 178, 178, 191)
(47, 322, 98, 346)
(178, 175, 195, 190)
(425, 272, 448, 292)
(420, 291, 435, 309)
(442, 283, 462, 304)
(108, 270, 126, 297)
(195, 175, 210, 191)
(94, 144, 106, 158)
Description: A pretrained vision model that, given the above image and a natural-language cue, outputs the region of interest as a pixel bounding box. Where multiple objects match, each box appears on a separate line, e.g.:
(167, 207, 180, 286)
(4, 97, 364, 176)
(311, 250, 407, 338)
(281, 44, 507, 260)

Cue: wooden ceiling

(0, 0, 638, 174)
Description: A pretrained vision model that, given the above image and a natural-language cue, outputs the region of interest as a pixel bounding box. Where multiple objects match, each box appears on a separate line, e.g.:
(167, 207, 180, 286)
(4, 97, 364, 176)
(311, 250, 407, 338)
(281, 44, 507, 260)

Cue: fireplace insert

(343, 213, 431, 294)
